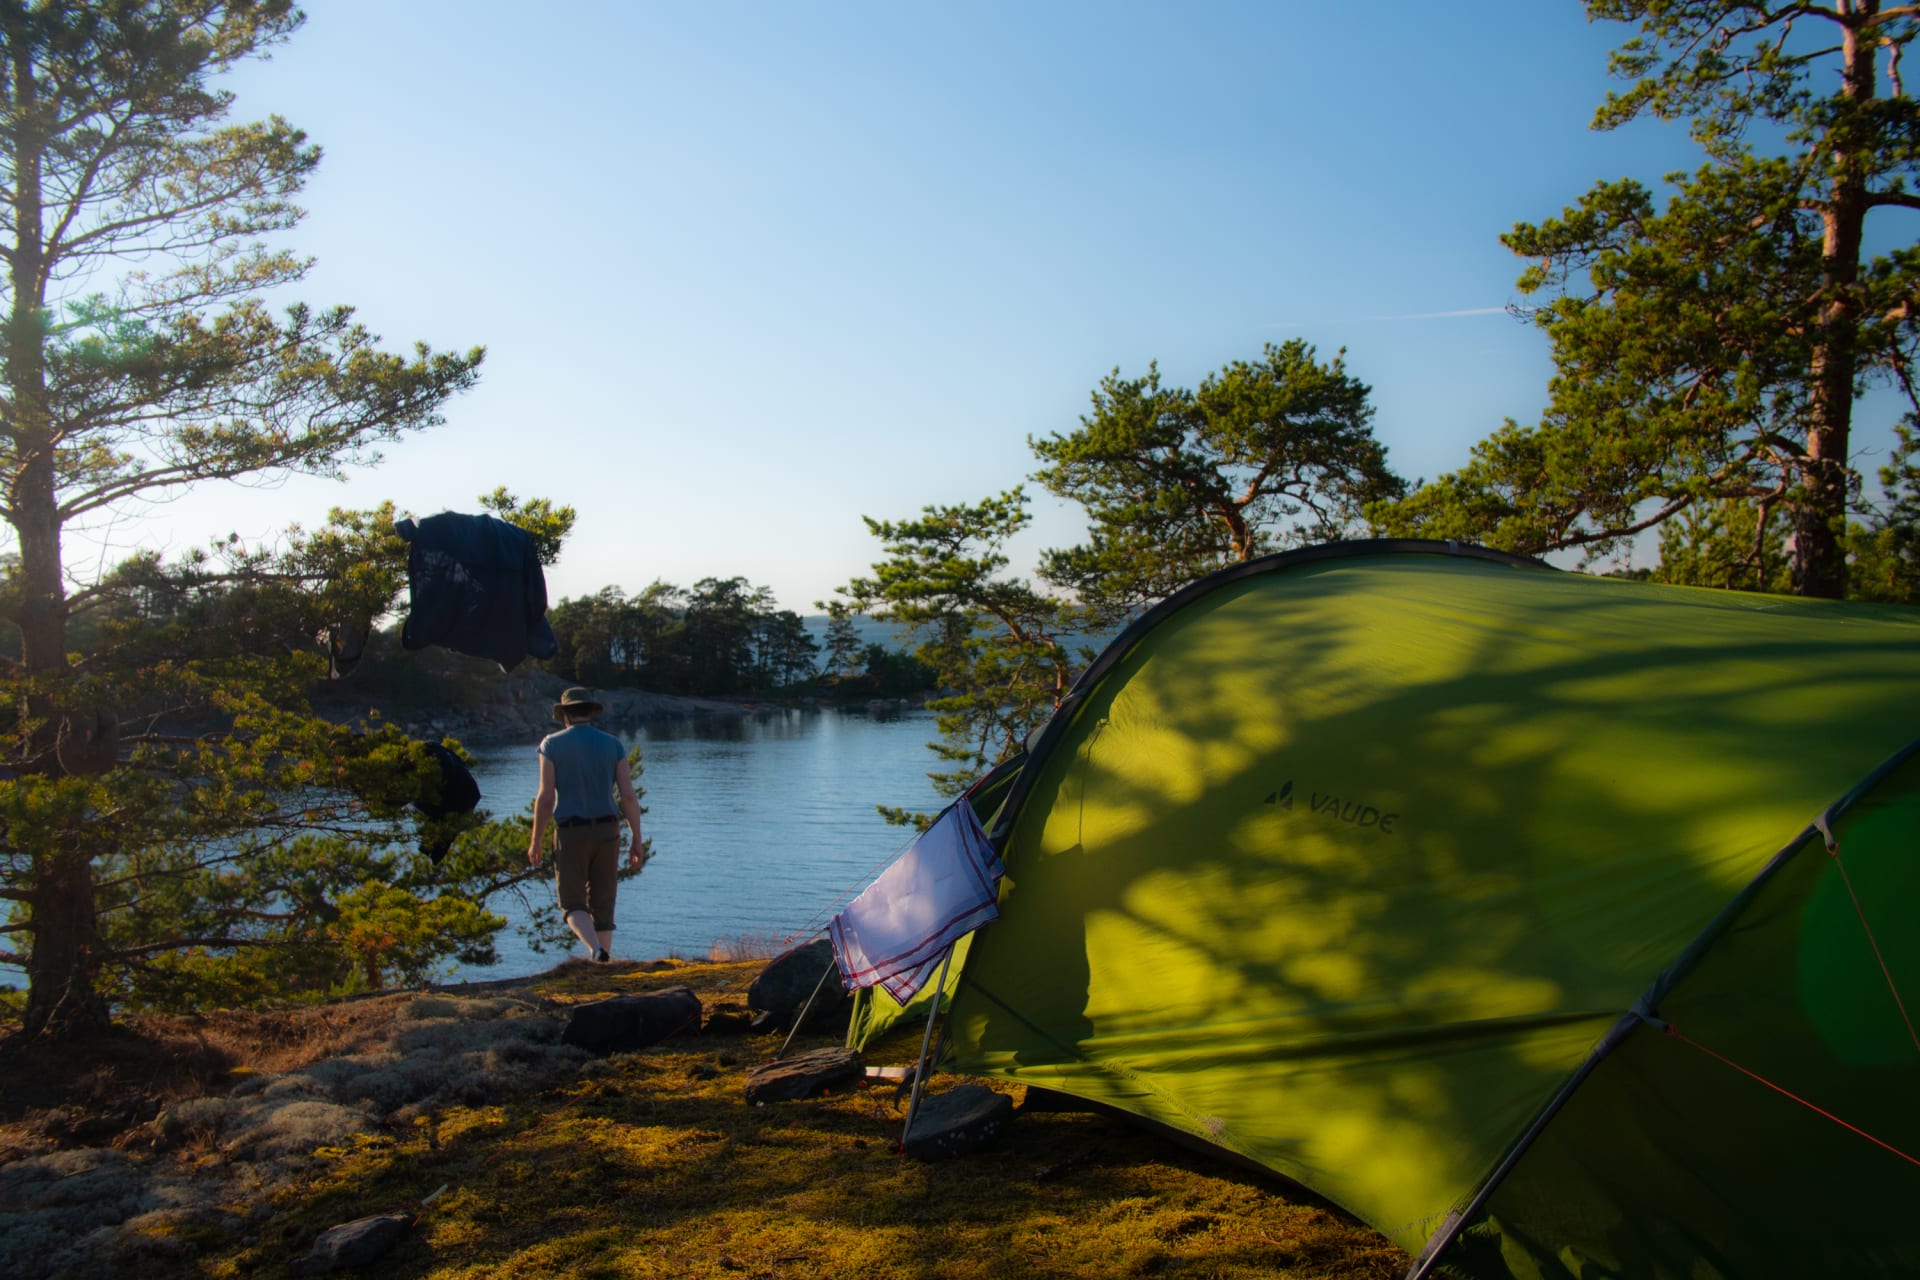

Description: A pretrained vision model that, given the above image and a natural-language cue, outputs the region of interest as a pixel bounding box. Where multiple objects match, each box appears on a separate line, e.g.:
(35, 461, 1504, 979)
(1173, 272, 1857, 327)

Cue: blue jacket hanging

(396, 512, 559, 670)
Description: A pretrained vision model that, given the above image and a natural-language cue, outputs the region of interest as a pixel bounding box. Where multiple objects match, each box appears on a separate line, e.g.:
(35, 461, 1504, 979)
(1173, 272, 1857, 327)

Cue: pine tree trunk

(1794, 427, 1852, 600)
(4, 31, 106, 1040)
(18, 851, 109, 1039)
(5, 20, 64, 692)
(1792, 14, 1873, 601)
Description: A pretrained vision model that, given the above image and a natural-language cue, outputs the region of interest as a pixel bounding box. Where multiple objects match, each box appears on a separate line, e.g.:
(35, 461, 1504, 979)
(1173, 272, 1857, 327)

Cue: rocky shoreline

(379, 677, 752, 746)
(311, 665, 915, 748)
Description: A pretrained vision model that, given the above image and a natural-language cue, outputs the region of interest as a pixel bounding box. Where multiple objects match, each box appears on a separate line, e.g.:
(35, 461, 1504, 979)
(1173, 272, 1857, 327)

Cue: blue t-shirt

(538, 724, 625, 821)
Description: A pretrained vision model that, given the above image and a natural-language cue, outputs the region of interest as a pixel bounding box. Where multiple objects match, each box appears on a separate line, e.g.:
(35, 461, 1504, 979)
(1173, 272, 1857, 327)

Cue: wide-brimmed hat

(552, 687, 603, 721)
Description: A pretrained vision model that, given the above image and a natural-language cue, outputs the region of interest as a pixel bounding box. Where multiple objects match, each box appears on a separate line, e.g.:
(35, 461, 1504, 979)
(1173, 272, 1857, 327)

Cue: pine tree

(0, 3, 506, 1039)
(1374, 2, 1920, 598)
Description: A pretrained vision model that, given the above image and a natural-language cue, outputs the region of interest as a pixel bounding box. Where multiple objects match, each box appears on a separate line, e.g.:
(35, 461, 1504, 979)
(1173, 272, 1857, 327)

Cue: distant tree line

(542, 577, 932, 699)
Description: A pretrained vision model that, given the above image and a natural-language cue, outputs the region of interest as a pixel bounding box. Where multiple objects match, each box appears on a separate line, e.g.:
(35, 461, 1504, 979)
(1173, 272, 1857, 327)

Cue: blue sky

(91, 1, 1838, 612)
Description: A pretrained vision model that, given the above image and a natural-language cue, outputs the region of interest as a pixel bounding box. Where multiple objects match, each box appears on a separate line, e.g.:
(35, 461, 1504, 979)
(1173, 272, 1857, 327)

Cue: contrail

(1374, 306, 1510, 320)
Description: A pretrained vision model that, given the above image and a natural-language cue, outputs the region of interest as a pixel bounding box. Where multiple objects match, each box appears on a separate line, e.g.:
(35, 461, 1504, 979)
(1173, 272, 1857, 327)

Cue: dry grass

(702, 932, 792, 964)
(1, 961, 1408, 1280)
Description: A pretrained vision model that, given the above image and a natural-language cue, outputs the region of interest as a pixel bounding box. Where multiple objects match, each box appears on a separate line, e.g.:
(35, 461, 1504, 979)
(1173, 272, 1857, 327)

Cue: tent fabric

(933, 541, 1920, 1278)
(1438, 745, 1920, 1278)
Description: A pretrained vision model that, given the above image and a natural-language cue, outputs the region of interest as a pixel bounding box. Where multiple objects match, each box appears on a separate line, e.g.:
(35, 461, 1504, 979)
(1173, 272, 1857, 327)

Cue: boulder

(288, 1212, 412, 1275)
(743, 1047, 864, 1103)
(559, 986, 702, 1055)
(746, 939, 846, 1030)
(903, 1085, 1014, 1161)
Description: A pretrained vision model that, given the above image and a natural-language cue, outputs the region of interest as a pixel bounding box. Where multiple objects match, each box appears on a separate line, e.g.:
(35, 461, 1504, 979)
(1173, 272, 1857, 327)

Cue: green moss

(51, 961, 1407, 1280)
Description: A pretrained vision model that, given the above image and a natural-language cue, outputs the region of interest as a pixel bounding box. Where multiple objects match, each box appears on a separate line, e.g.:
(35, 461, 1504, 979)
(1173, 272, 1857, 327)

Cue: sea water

(451, 707, 948, 978)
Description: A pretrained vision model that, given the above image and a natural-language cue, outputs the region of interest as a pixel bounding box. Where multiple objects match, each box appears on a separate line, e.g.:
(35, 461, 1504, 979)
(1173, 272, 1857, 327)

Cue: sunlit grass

(704, 932, 790, 963)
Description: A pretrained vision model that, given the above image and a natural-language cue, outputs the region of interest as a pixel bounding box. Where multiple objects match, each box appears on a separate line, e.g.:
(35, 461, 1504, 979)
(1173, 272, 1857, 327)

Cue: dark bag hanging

(414, 742, 482, 864)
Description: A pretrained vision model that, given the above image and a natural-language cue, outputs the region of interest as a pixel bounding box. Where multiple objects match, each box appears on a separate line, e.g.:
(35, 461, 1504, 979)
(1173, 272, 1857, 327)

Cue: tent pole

(775, 950, 838, 1060)
(898, 941, 958, 1153)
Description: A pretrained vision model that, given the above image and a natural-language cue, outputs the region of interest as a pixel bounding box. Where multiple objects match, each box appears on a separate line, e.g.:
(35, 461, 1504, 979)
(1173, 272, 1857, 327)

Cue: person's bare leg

(565, 909, 603, 958)
(598, 928, 614, 962)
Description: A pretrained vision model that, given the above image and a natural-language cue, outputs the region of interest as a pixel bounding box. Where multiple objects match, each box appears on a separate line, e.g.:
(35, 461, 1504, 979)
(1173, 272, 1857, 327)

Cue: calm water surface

(0, 709, 944, 993)
(453, 708, 947, 978)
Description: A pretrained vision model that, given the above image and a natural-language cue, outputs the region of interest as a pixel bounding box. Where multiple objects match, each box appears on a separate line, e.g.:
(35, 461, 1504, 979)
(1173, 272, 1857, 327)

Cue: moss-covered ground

(2, 960, 1408, 1279)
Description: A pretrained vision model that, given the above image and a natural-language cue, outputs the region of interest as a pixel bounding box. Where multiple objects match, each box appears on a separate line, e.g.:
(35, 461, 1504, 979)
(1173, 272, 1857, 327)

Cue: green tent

(906, 541, 1920, 1278)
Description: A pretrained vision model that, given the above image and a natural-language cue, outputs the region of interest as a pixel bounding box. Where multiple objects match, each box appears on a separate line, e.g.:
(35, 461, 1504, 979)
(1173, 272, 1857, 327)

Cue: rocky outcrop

(288, 1212, 413, 1275)
(0, 995, 576, 1278)
(746, 939, 846, 1033)
(743, 1048, 864, 1103)
(558, 987, 704, 1055)
(317, 665, 744, 746)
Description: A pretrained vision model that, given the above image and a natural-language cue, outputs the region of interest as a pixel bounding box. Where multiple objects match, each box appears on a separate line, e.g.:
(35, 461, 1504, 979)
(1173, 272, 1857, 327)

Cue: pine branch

(1861, 6, 1920, 31)
(107, 935, 286, 961)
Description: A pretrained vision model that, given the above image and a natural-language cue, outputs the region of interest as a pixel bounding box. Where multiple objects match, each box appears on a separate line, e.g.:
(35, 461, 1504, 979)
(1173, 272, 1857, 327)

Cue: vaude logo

(1264, 780, 1400, 834)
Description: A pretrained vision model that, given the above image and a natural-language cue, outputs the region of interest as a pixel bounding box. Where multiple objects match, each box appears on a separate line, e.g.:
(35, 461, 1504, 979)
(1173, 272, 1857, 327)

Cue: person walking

(527, 687, 647, 961)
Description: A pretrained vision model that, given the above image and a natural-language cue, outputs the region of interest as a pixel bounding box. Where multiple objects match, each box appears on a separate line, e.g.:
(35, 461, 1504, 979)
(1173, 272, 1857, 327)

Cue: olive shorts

(555, 822, 620, 932)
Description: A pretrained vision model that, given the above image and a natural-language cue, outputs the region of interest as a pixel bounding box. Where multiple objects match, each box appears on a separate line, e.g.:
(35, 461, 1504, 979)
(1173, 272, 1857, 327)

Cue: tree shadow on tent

(951, 559, 1920, 1252)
